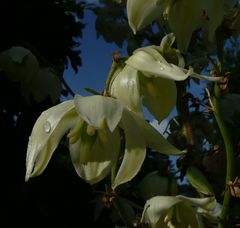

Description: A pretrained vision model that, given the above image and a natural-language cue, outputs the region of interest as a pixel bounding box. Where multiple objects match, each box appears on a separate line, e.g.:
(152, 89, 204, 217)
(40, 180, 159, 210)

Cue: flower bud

(137, 171, 178, 201)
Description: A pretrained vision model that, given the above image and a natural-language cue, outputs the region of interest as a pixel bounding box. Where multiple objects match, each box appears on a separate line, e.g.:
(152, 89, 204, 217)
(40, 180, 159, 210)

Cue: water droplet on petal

(44, 121, 51, 133)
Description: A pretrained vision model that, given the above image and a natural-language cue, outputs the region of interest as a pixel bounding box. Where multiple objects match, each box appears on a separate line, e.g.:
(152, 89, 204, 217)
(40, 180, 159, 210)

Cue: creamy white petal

(142, 196, 181, 225)
(142, 195, 218, 227)
(69, 120, 121, 184)
(74, 95, 123, 132)
(112, 110, 146, 189)
(25, 100, 76, 181)
(159, 33, 176, 52)
(188, 70, 223, 81)
(133, 46, 170, 65)
(127, 0, 163, 33)
(167, 0, 203, 52)
(187, 166, 214, 195)
(110, 65, 143, 115)
(205, 0, 224, 41)
(126, 49, 190, 81)
(131, 112, 184, 155)
(176, 195, 216, 208)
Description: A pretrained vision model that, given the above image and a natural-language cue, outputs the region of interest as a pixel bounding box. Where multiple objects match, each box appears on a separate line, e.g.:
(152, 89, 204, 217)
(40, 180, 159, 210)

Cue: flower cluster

(25, 26, 223, 227)
(25, 33, 220, 188)
(127, 0, 238, 52)
(25, 95, 184, 189)
(141, 195, 221, 227)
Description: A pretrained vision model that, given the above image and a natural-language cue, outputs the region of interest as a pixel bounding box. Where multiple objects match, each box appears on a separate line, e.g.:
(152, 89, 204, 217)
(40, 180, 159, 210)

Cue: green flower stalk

(213, 27, 235, 227)
(213, 84, 235, 228)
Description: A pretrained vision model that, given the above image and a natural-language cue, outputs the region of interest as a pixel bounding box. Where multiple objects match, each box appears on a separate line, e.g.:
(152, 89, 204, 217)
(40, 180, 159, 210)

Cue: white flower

(25, 95, 184, 188)
(127, 0, 235, 52)
(127, 0, 164, 34)
(137, 171, 178, 201)
(141, 195, 221, 228)
(110, 42, 220, 123)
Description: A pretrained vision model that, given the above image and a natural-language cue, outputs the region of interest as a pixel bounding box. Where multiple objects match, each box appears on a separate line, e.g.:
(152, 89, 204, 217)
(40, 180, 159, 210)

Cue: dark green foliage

(90, 0, 168, 55)
(0, 0, 85, 73)
(0, 1, 95, 226)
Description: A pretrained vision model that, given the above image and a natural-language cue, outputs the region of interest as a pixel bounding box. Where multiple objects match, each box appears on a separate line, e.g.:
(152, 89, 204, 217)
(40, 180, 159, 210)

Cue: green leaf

(21, 67, 61, 104)
(110, 197, 136, 223)
(0, 46, 39, 82)
(205, 0, 224, 41)
(74, 95, 123, 132)
(25, 100, 77, 181)
(220, 93, 240, 124)
(84, 87, 100, 95)
(186, 166, 214, 196)
(167, 0, 225, 51)
(113, 0, 122, 3)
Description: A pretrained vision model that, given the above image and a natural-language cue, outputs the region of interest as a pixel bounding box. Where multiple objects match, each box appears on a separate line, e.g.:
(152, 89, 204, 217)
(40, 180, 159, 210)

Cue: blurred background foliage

(1, 0, 240, 227)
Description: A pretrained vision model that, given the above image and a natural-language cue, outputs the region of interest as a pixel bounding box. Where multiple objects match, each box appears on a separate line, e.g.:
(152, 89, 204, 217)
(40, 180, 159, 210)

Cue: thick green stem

(103, 61, 118, 95)
(213, 84, 234, 228)
(213, 86, 235, 183)
(112, 197, 135, 228)
(103, 58, 126, 95)
(111, 162, 118, 185)
(214, 27, 235, 227)
(105, 184, 134, 228)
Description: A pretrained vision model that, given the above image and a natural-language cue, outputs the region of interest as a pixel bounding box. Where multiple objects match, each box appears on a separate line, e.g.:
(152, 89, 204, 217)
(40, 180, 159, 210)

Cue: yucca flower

(127, 0, 236, 52)
(25, 95, 183, 188)
(141, 195, 221, 228)
(110, 36, 220, 123)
